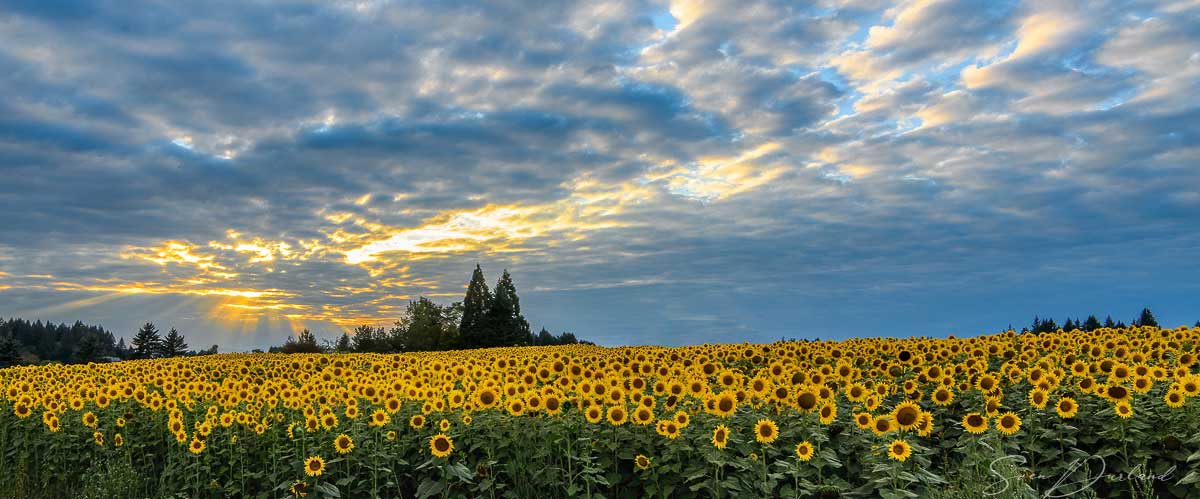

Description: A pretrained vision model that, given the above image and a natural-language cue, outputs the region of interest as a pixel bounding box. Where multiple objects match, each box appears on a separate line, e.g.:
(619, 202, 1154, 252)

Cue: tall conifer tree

(459, 264, 493, 348)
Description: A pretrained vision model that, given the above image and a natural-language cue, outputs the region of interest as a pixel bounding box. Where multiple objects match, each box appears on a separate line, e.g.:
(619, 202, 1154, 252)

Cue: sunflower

(189, 437, 206, 455)
(93, 431, 104, 447)
(1055, 397, 1078, 419)
(995, 412, 1022, 435)
(606, 405, 628, 426)
(333, 434, 354, 454)
(506, 398, 526, 417)
(1028, 389, 1049, 409)
(113, 433, 123, 447)
(891, 401, 922, 431)
(439, 418, 451, 432)
(633, 407, 655, 425)
(712, 391, 737, 418)
(916, 412, 933, 437)
(410, 414, 426, 430)
(754, 418, 779, 444)
(656, 420, 681, 440)
(818, 402, 837, 425)
(871, 416, 894, 436)
(674, 411, 690, 428)
(931, 387, 954, 406)
(712, 424, 730, 449)
(82, 411, 98, 428)
(585, 406, 604, 424)
(1164, 390, 1186, 408)
(462, 414, 473, 426)
(290, 480, 308, 498)
(887, 439, 912, 462)
(962, 412, 988, 434)
(304, 456, 325, 477)
(794, 441, 814, 461)
(429, 433, 454, 458)
(634, 454, 651, 471)
(1114, 401, 1133, 419)
(1104, 384, 1131, 403)
(854, 412, 873, 429)
(369, 409, 390, 427)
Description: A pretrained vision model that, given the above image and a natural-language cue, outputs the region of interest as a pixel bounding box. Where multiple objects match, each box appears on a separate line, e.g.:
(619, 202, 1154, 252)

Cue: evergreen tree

(489, 269, 530, 347)
(0, 333, 21, 367)
(335, 333, 352, 353)
(1083, 315, 1102, 332)
(1194, 320, 1200, 328)
(534, 327, 555, 346)
(1135, 308, 1158, 328)
(1104, 316, 1116, 328)
(160, 328, 188, 357)
(459, 264, 493, 348)
(115, 337, 129, 359)
(131, 323, 162, 359)
(75, 332, 106, 363)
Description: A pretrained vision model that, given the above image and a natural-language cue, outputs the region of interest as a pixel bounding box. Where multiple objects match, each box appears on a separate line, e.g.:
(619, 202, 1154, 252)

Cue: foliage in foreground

(2, 325, 1200, 498)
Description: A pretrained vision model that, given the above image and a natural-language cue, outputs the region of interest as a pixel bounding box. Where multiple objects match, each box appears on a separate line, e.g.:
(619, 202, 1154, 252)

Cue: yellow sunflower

(712, 424, 730, 449)
(794, 441, 814, 461)
(887, 439, 912, 462)
(754, 418, 779, 444)
(304, 456, 325, 477)
(333, 433, 354, 454)
(429, 433, 454, 458)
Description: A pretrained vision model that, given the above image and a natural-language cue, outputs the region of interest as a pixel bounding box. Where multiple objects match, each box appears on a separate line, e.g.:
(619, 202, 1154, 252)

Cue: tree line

(0, 318, 216, 367)
(1016, 308, 1175, 334)
(271, 265, 589, 354)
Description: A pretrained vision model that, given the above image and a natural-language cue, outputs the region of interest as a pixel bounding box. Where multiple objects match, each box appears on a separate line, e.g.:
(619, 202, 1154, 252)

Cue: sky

(0, 0, 1198, 351)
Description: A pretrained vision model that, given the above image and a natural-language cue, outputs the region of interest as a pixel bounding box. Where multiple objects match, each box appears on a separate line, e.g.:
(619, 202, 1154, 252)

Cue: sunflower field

(2, 325, 1200, 499)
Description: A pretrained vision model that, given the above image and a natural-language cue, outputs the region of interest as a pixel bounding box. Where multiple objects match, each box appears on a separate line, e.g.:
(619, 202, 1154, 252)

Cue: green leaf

(416, 478, 443, 499)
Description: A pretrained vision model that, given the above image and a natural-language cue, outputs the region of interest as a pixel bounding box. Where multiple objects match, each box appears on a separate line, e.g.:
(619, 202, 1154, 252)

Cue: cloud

(0, 0, 1198, 350)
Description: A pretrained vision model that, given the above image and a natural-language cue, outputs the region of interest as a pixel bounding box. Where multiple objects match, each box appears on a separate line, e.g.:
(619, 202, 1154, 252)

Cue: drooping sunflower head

(429, 433, 454, 458)
(754, 418, 779, 444)
(290, 480, 308, 498)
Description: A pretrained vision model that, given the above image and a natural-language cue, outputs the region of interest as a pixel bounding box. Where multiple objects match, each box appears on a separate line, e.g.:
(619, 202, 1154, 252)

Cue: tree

(1194, 320, 1200, 328)
(533, 327, 555, 346)
(1083, 315, 1102, 332)
(115, 337, 130, 359)
(393, 297, 459, 352)
(459, 264, 493, 349)
(351, 324, 379, 352)
(1135, 308, 1158, 328)
(1104, 315, 1116, 328)
(281, 328, 322, 354)
(160, 328, 189, 357)
(335, 333, 352, 353)
(488, 269, 530, 347)
(0, 333, 21, 367)
(131, 323, 162, 359)
(75, 332, 106, 363)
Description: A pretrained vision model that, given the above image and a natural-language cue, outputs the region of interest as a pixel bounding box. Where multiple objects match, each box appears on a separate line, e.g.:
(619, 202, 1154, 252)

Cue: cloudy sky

(1, 0, 1197, 350)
